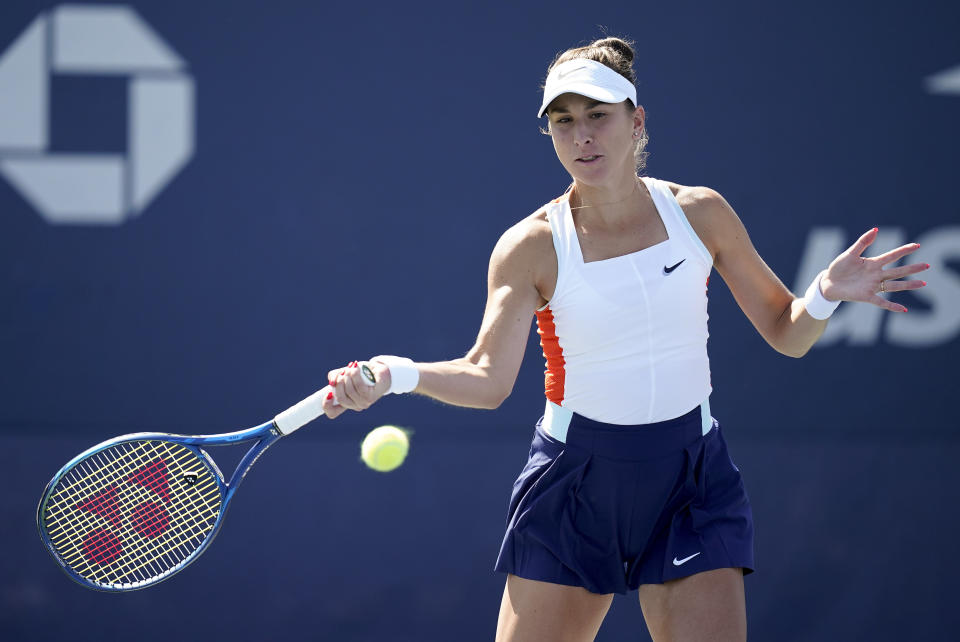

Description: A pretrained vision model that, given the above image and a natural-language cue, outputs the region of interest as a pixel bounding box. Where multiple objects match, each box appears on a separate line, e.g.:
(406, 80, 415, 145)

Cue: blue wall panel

(1, 0, 957, 639)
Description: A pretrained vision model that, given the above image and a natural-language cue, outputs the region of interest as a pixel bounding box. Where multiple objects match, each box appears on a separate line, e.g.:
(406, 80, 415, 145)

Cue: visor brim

(538, 84, 633, 118)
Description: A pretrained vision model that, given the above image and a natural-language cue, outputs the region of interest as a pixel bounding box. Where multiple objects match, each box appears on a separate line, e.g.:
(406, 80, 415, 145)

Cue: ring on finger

(880, 280, 886, 293)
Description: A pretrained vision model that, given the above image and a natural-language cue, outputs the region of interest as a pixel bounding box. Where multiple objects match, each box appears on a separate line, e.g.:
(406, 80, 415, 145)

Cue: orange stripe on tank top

(535, 306, 565, 405)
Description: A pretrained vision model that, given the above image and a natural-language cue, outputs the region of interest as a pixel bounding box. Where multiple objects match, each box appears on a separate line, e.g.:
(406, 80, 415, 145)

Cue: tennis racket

(37, 362, 376, 591)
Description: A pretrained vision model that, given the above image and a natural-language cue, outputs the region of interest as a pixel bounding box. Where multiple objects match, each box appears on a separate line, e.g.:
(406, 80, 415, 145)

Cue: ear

(632, 105, 646, 133)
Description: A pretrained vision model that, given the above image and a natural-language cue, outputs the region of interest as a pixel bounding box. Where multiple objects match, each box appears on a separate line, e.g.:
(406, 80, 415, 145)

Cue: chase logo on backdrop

(0, 4, 194, 225)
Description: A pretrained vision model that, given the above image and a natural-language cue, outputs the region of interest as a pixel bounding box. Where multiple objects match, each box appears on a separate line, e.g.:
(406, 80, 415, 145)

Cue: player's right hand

(322, 360, 391, 418)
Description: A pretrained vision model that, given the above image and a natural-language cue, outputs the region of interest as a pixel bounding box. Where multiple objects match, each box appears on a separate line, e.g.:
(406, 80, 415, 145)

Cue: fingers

(872, 242, 922, 266)
(826, 230, 928, 314)
(874, 261, 929, 297)
(868, 293, 908, 313)
(339, 369, 364, 406)
(847, 227, 878, 257)
(872, 262, 928, 312)
(880, 278, 926, 294)
(316, 383, 346, 419)
(881, 261, 930, 281)
(322, 392, 347, 419)
(328, 361, 380, 412)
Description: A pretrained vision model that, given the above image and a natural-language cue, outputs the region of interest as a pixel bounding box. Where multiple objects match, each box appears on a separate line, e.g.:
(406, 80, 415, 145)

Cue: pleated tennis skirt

(494, 404, 754, 595)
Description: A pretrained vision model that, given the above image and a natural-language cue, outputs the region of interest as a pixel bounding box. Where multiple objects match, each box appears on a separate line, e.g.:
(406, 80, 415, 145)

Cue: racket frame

(37, 420, 282, 591)
(39, 362, 376, 591)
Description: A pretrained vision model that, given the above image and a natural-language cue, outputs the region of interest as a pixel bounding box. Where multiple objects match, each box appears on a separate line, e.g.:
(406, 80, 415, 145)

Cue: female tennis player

(322, 37, 928, 642)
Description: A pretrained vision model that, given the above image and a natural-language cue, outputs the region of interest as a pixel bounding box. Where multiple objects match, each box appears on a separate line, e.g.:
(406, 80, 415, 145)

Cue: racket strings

(42, 440, 223, 588)
(44, 443, 194, 582)
(46, 441, 220, 585)
(80, 442, 221, 582)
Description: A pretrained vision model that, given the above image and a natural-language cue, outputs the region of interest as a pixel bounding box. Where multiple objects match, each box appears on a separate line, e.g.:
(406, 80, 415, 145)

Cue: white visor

(538, 58, 637, 118)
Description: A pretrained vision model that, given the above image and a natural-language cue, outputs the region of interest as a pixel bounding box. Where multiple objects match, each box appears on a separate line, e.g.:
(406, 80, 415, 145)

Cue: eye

(554, 116, 572, 124)
(589, 111, 607, 119)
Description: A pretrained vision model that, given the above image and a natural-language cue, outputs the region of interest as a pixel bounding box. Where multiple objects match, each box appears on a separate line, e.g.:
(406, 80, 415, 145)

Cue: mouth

(575, 154, 603, 163)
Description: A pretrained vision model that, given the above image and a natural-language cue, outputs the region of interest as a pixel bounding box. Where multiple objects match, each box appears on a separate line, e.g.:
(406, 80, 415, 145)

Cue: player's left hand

(820, 227, 929, 313)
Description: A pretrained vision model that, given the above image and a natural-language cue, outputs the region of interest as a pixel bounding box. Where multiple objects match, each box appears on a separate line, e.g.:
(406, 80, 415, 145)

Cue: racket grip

(273, 362, 376, 435)
(274, 385, 332, 435)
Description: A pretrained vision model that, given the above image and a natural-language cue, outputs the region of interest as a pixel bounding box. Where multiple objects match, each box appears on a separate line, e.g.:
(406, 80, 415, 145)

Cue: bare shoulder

(491, 208, 554, 265)
(657, 180, 743, 257)
(658, 180, 729, 216)
(489, 207, 557, 303)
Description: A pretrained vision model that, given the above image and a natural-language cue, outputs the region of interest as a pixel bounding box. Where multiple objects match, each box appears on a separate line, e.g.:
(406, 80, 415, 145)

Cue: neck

(570, 170, 644, 223)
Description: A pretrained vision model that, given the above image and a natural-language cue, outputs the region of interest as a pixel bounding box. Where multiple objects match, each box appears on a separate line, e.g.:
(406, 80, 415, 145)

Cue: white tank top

(536, 176, 713, 425)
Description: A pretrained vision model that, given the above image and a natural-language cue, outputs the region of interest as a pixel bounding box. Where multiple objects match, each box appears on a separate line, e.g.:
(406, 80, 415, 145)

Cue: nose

(573, 123, 593, 147)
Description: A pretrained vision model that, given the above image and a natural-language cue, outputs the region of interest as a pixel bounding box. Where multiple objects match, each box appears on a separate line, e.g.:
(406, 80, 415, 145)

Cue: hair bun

(590, 37, 635, 64)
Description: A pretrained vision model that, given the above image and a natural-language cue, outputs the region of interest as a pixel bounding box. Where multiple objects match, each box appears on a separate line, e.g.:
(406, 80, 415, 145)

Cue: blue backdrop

(1, 0, 957, 640)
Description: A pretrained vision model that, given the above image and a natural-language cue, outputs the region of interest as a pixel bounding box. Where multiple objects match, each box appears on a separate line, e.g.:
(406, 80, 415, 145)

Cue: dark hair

(544, 37, 649, 172)
(550, 37, 638, 86)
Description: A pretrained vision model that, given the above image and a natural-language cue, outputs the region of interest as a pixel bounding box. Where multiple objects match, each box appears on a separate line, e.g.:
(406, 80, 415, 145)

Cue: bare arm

(683, 187, 928, 358)
(683, 187, 822, 357)
(414, 223, 546, 408)
(324, 214, 553, 416)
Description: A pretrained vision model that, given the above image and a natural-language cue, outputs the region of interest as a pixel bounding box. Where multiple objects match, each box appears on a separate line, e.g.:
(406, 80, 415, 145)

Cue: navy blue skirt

(494, 405, 754, 594)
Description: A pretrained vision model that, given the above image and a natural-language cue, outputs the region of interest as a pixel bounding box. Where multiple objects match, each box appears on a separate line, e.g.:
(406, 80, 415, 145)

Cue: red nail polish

(326, 391, 334, 400)
(922, 281, 927, 286)
(925, 264, 931, 269)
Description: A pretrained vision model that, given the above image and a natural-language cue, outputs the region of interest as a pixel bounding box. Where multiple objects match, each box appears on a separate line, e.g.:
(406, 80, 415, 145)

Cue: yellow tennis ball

(360, 425, 409, 472)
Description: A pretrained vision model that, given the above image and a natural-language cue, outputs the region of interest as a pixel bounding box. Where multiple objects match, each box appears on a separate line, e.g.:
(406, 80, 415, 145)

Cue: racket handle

(273, 362, 376, 435)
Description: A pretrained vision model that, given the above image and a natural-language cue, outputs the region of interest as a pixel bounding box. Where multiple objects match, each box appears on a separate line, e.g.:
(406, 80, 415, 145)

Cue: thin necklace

(569, 176, 644, 212)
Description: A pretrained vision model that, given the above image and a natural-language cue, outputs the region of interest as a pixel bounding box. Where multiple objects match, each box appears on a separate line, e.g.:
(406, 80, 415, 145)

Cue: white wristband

(372, 355, 420, 395)
(801, 271, 841, 320)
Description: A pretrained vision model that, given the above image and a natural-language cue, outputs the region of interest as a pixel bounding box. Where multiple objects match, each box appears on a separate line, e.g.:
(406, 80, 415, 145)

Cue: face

(546, 93, 644, 187)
